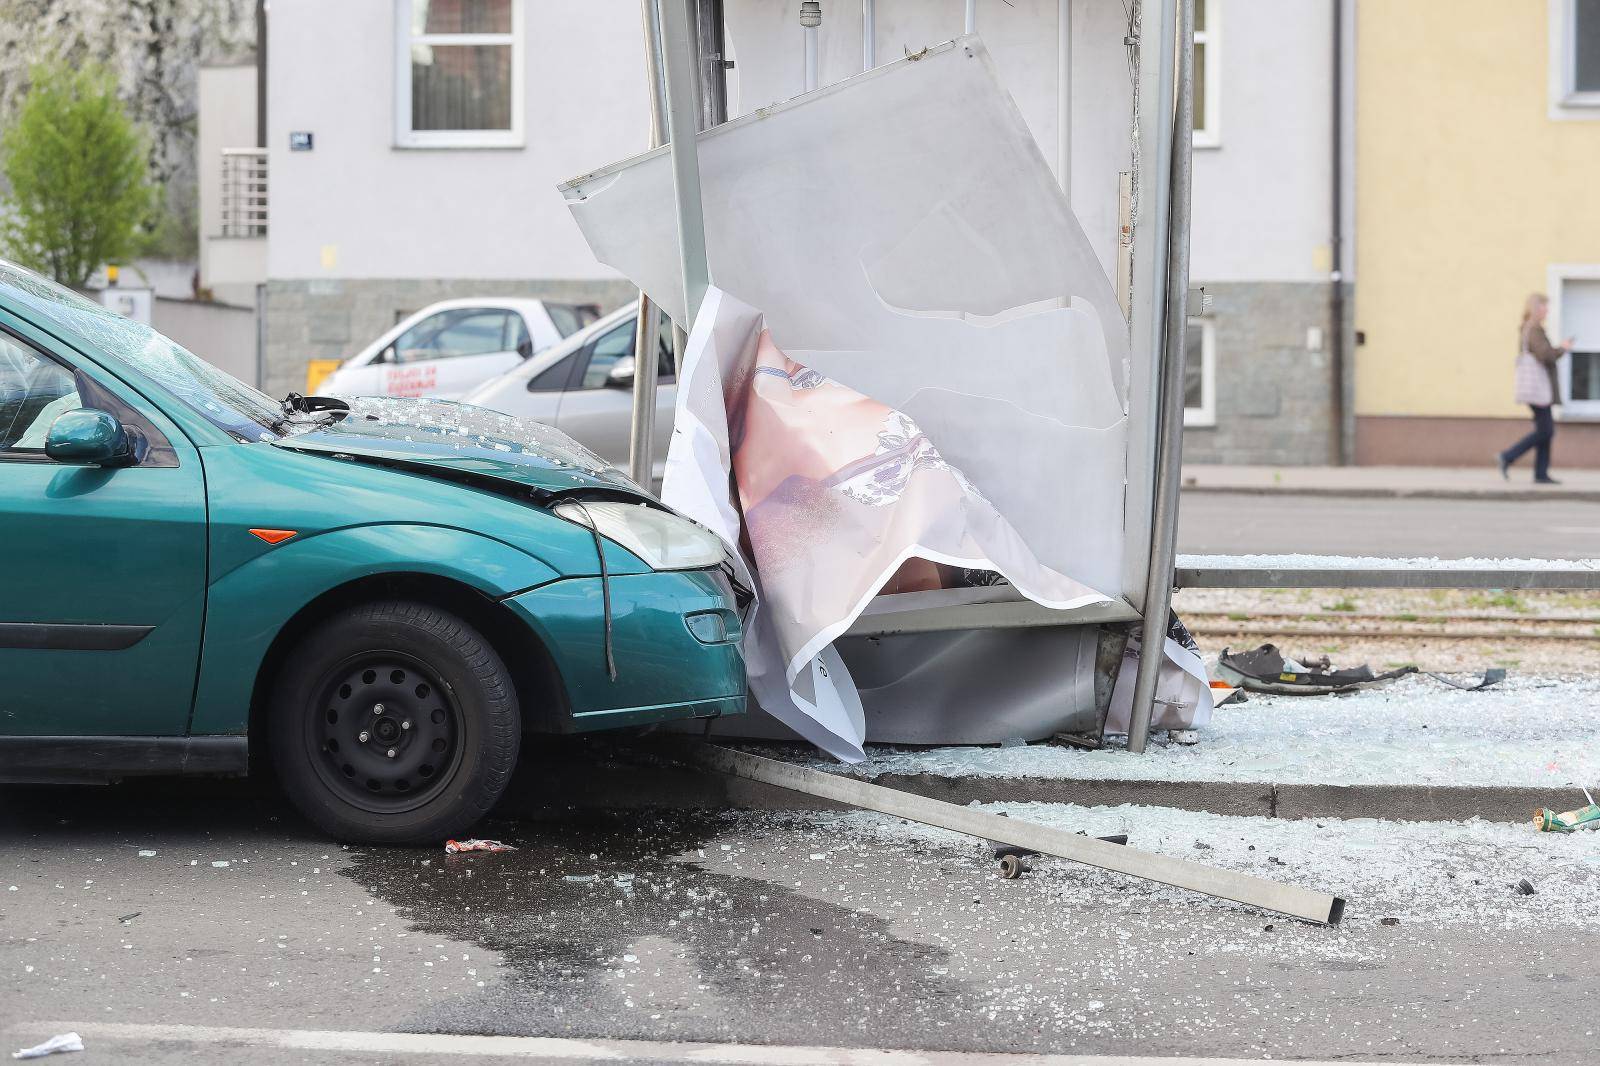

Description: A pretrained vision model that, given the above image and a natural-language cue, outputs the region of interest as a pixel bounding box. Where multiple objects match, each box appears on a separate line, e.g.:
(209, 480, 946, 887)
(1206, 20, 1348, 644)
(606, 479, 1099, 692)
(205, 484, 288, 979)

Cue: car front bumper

(502, 567, 746, 732)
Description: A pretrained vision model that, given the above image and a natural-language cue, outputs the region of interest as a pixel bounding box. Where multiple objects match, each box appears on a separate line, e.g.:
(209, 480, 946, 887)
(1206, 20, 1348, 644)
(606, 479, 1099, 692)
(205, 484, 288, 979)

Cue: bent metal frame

(626, 0, 1600, 762)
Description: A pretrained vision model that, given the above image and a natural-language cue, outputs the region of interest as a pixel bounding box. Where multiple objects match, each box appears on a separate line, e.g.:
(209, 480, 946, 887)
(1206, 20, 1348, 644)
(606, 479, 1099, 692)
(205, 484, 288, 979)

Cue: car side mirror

(372, 346, 392, 365)
(517, 337, 534, 359)
(44, 408, 141, 467)
(606, 356, 636, 388)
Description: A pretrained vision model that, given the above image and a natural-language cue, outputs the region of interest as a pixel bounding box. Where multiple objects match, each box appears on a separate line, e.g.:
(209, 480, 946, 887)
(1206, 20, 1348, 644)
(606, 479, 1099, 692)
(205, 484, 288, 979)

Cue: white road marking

(11, 1022, 1462, 1065)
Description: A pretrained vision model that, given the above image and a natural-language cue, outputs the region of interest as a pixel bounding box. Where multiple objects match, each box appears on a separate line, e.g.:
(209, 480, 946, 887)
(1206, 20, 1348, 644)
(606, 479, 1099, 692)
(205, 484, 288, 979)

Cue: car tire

(268, 599, 521, 845)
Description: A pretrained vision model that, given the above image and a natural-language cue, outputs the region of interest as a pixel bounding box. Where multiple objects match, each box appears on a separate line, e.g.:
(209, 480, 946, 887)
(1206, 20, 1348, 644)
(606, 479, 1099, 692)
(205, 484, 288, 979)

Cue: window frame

(1550, 0, 1600, 118)
(394, 0, 526, 149)
(1182, 315, 1217, 428)
(1192, 0, 1221, 148)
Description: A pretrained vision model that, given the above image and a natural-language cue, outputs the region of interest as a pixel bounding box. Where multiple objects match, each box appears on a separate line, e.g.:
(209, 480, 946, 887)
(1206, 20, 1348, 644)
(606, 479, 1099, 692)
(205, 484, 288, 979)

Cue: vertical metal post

(1328, 0, 1347, 465)
(660, 0, 712, 335)
(801, 0, 822, 91)
(254, 282, 266, 390)
(1121, 0, 1177, 614)
(695, 0, 728, 132)
(630, 0, 671, 489)
(862, 0, 875, 70)
(1127, 0, 1195, 754)
(1057, 0, 1070, 202)
(965, 0, 976, 34)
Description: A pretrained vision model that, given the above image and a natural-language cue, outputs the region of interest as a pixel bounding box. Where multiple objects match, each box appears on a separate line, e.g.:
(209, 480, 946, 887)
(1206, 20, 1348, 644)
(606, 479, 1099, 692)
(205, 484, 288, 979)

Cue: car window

(579, 320, 637, 388)
(0, 259, 282, 441)
(393, 308, 516, 364)
(545, 303, 601, 338)
(0, 334, 81, 455)
(527, 353, 575, 392)
(576, 313, 676, 390)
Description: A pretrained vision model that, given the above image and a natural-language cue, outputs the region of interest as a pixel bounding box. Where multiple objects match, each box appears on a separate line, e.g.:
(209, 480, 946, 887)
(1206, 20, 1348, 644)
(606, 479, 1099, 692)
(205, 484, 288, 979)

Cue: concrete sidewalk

(530, 676, 1600, 826)
(1182, 463, 1600, 501)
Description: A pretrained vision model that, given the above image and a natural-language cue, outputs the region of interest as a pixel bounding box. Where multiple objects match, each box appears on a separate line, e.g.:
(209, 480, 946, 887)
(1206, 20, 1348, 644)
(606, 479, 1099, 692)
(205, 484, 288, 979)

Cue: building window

(1551, 266, 1600, 417)
(1551, 0, 1600, 117)
(1192, 0, 1220, 147)
(395, 0, 524, 148)
(1183, 317, 1216, 427)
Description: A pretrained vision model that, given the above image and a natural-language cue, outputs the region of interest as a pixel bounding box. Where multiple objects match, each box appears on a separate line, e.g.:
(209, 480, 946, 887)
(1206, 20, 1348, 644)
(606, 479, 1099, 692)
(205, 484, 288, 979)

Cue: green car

(0, 262, 745, 842)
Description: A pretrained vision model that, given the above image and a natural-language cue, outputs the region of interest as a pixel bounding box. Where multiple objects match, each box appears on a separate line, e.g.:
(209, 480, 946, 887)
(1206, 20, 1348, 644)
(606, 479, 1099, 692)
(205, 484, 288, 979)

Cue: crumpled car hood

(273, 396, 647, 500)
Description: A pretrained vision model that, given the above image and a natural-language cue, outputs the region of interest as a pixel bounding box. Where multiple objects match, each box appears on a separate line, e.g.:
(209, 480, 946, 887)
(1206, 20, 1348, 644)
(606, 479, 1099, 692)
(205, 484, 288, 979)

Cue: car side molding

(0, 622, 154, 651)
(0, 736, 247, 784)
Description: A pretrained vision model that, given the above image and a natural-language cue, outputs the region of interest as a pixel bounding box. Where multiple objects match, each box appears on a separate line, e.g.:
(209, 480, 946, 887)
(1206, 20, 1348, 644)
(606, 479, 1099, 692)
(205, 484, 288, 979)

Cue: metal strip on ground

(670, 742, 1345, 926)
(13, 1022, 1458, 1064)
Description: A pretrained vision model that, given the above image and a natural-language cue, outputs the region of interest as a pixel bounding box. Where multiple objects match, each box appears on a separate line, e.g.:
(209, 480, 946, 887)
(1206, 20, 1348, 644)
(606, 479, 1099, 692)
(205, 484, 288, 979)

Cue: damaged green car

(0, 261, 744, 842)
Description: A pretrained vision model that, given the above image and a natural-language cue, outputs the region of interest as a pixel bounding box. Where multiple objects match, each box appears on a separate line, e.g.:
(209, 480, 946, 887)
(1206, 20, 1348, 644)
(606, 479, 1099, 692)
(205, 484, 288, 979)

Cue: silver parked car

(460, 303, 676, 484)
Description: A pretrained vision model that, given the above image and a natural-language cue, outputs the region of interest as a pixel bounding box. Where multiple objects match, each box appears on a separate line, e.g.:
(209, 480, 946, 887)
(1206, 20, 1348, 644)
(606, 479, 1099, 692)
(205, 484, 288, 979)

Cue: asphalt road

(2, 776, 1595, 1064)
(1178, 491, 1600, 559)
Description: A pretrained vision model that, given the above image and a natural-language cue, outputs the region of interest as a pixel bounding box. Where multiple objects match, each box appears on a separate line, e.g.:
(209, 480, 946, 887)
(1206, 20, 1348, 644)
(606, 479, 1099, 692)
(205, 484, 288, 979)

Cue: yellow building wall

(1356, 0, 1600, 419)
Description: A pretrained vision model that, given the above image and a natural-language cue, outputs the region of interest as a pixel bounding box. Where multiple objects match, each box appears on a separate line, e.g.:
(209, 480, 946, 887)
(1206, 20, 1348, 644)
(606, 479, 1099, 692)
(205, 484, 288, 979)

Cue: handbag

(1514, 328, 1554, 406)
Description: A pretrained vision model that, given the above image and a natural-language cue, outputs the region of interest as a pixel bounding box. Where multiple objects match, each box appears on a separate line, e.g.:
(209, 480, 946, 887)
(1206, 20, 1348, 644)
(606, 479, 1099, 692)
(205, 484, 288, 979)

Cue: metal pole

(629, 0, 671, 489)
(801, 0, 821, 91)
(1126, 0, 1195, 754)
(1057, 0, 1070, 203)
(695, 0, 728, 132)
(672, 742, 1345, 926)
(1328, 0, 1347, 465)
(1120, 0, 1177, 605)
(862, 0, 875, 70)
(660, 0, 712, 335)
(965, 0, 976, 34)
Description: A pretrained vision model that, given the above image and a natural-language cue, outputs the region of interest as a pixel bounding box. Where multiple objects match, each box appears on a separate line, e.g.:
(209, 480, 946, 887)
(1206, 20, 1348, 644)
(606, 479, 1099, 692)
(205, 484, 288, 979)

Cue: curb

(1181, 483, 1600, 503)
(514, 757, 1569, 825)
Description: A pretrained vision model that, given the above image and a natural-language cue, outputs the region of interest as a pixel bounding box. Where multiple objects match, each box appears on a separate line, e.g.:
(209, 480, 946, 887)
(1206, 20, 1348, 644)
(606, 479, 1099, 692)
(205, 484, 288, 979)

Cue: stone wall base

(1355, 414, 1600, 468)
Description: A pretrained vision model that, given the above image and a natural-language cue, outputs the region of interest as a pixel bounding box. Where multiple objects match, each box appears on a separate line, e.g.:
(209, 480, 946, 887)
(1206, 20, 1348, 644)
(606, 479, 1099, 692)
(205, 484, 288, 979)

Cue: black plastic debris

(1217, 644, 1416, 695)
(1218, 644, 1506, 696)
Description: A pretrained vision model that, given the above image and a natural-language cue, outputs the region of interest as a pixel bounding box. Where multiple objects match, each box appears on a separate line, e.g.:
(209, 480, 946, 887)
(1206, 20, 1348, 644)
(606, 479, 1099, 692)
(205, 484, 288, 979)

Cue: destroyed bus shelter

(563, 0, 1196, 758)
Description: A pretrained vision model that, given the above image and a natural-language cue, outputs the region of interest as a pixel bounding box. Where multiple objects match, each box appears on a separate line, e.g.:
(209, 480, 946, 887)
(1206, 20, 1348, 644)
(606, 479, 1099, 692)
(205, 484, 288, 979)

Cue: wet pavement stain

(343, 809, 972, 1045)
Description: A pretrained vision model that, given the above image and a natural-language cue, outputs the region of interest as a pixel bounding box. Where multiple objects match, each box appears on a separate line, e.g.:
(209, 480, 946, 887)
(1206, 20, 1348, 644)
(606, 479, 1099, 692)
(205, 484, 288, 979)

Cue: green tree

(0, 62, 153, 286)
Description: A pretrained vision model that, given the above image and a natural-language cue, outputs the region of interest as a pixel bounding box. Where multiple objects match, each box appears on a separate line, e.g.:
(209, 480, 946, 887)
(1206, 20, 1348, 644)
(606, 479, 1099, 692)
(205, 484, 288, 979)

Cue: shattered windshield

(0, 260, 284, 441)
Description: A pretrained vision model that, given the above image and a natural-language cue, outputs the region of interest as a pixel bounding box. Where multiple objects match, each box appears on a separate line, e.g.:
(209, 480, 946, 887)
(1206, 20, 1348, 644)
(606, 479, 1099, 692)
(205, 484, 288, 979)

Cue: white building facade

(220, 0, 1349, 462)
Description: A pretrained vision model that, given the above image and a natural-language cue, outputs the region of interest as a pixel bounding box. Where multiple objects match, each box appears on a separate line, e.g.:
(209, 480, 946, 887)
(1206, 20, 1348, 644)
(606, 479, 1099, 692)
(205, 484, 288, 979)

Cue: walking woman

(1498, 293, 1573, 484)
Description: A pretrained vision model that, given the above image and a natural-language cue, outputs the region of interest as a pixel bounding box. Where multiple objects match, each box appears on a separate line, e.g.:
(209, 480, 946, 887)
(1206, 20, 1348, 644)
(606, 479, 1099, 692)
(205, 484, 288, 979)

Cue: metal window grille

(220, 148, 268, 237)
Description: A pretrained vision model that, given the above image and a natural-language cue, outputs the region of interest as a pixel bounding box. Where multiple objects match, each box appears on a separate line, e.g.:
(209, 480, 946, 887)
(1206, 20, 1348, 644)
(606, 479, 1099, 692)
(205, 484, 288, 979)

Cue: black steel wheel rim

(306, 651, 466, 814)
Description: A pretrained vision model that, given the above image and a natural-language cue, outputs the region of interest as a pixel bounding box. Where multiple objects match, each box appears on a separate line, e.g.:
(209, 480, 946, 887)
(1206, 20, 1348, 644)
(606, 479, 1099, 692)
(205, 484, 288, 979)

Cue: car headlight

(554, 500, 726, 571)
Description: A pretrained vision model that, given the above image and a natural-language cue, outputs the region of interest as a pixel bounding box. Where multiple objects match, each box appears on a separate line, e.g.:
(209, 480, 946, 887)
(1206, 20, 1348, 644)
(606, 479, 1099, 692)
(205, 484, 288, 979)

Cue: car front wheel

(268, 600, 521, 844)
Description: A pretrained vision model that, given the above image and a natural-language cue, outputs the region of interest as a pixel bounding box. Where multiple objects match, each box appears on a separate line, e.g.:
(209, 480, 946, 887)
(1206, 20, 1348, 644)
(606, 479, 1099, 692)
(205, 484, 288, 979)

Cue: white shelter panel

(563, 38, 1129, 596)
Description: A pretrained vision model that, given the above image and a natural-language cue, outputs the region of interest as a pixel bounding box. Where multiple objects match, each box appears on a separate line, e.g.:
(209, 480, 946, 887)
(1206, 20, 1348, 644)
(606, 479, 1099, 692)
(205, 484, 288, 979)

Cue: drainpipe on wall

(1328, 0, 1348, 465)
(255, 0, 267, 149)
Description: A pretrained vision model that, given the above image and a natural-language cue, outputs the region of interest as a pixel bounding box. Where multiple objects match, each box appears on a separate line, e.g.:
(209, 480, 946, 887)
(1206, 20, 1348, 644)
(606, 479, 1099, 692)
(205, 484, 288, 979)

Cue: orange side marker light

(249, 528, 298, 545)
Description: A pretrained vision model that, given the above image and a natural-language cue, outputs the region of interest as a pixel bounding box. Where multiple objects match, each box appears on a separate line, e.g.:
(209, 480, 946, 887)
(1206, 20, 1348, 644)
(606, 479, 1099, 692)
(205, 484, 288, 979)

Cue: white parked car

(316, 298, 596, 400)
(461, 302, 676, 483)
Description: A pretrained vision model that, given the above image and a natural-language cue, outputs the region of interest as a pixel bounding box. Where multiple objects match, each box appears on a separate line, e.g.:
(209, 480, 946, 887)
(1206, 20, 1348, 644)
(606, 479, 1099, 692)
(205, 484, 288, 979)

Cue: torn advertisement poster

(664, 288, 1110, 759)
(561, 38, 1129, 599)
(1104, 614, 1213, 734)
(560, 40, 1131, 757)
